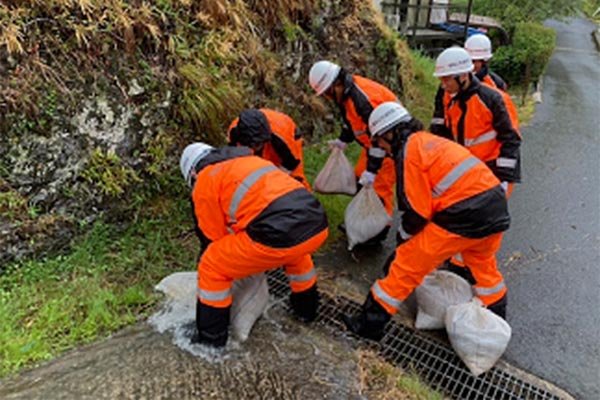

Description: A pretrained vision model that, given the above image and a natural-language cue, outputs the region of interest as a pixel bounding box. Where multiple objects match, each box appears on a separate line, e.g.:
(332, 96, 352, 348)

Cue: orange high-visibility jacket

(337, 74, 399, 148)
(191, 147, 327, 249)
(435, 78, 521, 183)
(228, 109, 309, 188)
(395, 131, 510, 239)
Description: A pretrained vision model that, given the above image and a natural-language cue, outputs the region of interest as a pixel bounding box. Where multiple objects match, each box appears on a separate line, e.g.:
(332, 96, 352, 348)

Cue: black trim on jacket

(394, 137, 428, 236)
(476, 64, 507, 91)
(247, 188, 328, 248)
(270, 133, 300, 171)
(430, 86, 453, 139)
(432, 185, 510, 238)
(450, 77, 521, 182)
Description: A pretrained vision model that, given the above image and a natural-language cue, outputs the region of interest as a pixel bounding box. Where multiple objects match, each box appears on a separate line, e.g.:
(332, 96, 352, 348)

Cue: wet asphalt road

(498, 18, 600, 400)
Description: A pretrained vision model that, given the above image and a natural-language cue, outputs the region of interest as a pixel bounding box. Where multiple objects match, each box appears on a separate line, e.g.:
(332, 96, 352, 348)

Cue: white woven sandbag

(154, 271, 269, 342)
(230, 273, 269, 342)
(314, 147, 357, 195)
(415, 270, 473, 330)
(446, 299, 512, 376)
(344, 186, 391, 250)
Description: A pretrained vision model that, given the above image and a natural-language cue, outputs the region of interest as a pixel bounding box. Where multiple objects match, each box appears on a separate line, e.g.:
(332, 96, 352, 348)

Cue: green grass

(405, 50, 438, 124)
(397, 373, 445, 399)
(0, 198, 196, 377)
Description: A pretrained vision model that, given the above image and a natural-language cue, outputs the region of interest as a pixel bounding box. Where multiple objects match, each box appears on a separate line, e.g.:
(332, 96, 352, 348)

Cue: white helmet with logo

(180, 142, 214, 186)
(308, 60, 341, 96)
(433, 47, 474, 77)
(464, 34, 493, 61)
(369, 102, 411, 137)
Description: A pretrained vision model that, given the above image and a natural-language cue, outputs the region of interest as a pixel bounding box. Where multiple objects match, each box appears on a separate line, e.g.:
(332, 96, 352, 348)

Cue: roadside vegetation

(0, 5, 445, 399)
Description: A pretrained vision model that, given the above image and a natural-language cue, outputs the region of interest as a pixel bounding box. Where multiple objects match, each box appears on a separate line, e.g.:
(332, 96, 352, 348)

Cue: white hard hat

(369, 102, 411, 137)
(180, 142, 214, 186)
(464, 34, 493, 61)
(433, 47, 474, 77)
(308, 60, 341, 96)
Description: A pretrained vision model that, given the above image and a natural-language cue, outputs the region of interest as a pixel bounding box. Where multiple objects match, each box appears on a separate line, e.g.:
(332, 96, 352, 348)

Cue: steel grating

(266, 269, 565, 400)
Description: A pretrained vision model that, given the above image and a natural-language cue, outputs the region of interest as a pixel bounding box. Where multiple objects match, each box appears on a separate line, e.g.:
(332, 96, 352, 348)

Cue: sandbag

(415, 270, 473, 330)
(314, 147, 357, 195)
(446, 299, 512, 376)
(230, 273, 269, 342)
(344, 186, 391, 250)
(154, 271, 269, 342)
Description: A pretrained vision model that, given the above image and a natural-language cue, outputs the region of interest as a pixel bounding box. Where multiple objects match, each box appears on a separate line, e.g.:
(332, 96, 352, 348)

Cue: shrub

(491, 22, 556, 88)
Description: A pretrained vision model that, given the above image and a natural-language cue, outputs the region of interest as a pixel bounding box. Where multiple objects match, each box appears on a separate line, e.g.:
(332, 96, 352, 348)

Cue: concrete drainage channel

(266, 269, 574, 400)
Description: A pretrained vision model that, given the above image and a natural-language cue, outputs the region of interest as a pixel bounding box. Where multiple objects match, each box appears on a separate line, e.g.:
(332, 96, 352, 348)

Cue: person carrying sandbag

(180, 142, 329, 347)
(308, 60, 401, 244)
(343, 102, 510, 341)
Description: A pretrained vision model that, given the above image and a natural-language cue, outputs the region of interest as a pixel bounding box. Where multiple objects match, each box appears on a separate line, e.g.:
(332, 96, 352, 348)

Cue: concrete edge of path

(495, 359, 577, 400)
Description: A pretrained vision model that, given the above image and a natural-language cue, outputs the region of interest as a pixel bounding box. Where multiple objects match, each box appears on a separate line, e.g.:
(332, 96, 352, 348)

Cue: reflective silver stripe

(454, 253, 464, 263)
(496, 157, 517, 168)
(432, 156, 479, 198)
(288, 269, 316, 283)
(228, 165, 277, 226)
(369, 147, 386, 158)
(372, 281, 402, 310)
(431, 117, 445, 125)
(197, 288, 231, 301)
(464, 130, 497, 147)
(474, 281, 506, 296)
(353, 129, 366, 136)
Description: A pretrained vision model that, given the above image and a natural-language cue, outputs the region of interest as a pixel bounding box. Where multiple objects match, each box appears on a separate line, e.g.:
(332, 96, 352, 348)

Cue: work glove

(500, 181, 508, 193)
(194, 300, 230, 348)
(327, 138, 347, 150)
(358, 171, 376, 187)
(342, 292, 391, 341)
(290, 284, 320, 322)
(486, 295, 507, 320)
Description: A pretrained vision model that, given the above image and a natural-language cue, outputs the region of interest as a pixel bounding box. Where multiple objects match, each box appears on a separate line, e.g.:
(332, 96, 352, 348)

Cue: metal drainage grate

(267, 269, 565, 400)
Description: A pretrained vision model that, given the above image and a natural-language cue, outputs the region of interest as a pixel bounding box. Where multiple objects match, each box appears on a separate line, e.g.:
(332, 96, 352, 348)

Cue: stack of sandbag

(344, 186, 391, 250)
(314, 147, 357, 195)
(414, 270, 473, 329)
(445, 298, 512, 376)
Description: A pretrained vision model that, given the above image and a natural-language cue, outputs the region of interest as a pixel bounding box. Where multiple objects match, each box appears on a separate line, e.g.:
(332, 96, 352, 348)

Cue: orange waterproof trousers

(355, 149, 396, 216)
(197, 229, 328, 308)
(372, 223, 507, 314)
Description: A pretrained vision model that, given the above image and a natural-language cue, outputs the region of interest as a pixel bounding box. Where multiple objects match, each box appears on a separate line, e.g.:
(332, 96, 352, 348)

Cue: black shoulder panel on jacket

(195, 146, 252, 174)
(432, 185, 510, 238)
(247, 189, 328, 248)
(348, 79, 374, 126)
(270, 133, 300, 171)
(489, 71, 507, 91)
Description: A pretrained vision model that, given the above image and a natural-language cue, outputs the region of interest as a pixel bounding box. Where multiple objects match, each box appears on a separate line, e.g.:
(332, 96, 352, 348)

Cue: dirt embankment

(0, 0, 416, 268)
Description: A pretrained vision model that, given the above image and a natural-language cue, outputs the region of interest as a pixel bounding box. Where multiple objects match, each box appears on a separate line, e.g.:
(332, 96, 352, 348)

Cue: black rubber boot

(342, 292, 391, 341)
(290, 284, 320, 322)
(442, 260, 476, 284)
(487, 295, 508, 320)
(195, 300, 230, 348)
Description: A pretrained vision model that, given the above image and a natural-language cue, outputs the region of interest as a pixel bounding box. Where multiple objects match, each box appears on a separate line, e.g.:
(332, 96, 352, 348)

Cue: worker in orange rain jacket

(180, 142, 329, 347)
(308, 60, 400, 243)
(228, 108, 311, 190)
(343, 102, 510, 341)
(430, 47, 521, 282)
(430, 42, 519, 160)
